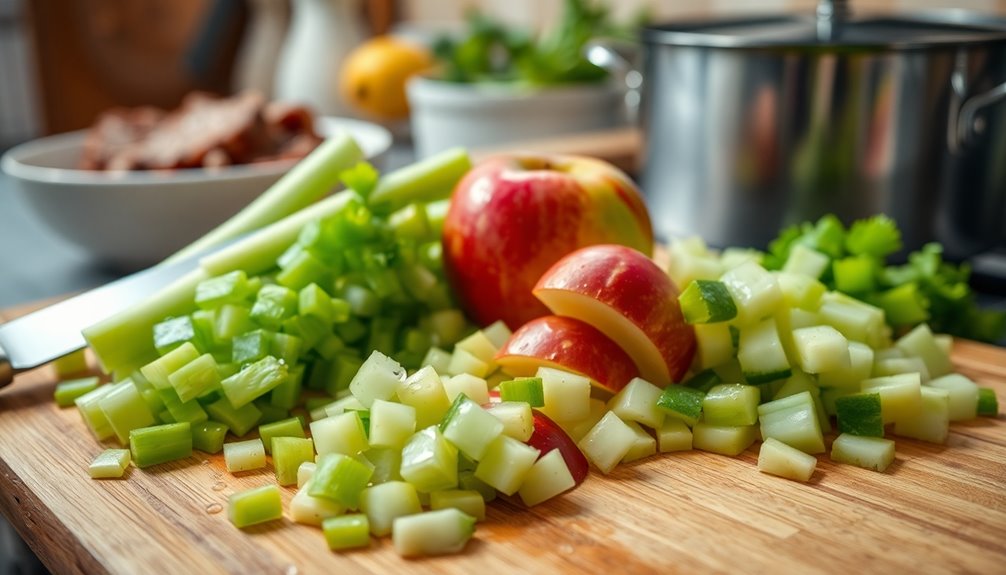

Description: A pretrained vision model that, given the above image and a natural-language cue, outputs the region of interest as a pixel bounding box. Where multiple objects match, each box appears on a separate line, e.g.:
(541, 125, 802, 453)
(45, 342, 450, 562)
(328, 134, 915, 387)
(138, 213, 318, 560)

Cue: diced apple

(928, 373, 979, 421)
(537, 366, 591, 423)
(758, 437, 817, 481)
(606, 377, 665, 429)
(517, 449, 577, 507)
(656, 417, 693, 452)
(577, 411, 636, 474)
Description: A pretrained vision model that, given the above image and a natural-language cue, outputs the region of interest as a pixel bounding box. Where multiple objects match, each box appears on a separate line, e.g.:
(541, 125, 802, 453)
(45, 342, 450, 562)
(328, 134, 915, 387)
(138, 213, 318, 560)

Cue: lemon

(339, 36, 433, 121)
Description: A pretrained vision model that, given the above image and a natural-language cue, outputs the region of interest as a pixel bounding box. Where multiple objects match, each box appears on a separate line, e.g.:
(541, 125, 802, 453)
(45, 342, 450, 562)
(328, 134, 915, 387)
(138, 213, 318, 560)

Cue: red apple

(528, 409, 590, 485)
(442, 154, 653, 329)
(495, 315, 639, 394)
(533, 244, 696, 386)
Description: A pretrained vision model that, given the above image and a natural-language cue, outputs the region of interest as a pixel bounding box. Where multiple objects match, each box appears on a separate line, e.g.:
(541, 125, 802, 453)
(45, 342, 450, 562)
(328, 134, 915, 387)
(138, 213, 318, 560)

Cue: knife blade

(0, 255, 205, 387)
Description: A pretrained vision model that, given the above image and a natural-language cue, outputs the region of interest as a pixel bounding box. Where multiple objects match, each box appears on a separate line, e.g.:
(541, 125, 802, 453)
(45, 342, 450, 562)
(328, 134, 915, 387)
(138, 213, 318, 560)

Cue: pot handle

(957, 81, 1006, 148)
(585, 40, 643, 124)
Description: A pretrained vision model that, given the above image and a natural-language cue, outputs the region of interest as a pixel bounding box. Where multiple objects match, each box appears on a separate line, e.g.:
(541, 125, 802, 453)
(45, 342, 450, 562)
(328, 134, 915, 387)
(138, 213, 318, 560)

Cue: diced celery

(607, 377, 665, 429)
(228, 484, 283, 528)
(276, 250, 329, 291)
(140, 342, 200, 391)
(832, 255, 876, 294)
(427, 309, 468, 347)
(486, 401, 534, 442)
(831, 433, 896, 472)
(53, 348, 89, 377)
(297, 462, 317, 488)
(421, 347, 453, 374)
(310, 453, 374, 509)
(205, 396, 262, 437)
(195, 271, 251, 310)
(249, 284, 298, 328)
(311, 411, 369, 457)
(657, 418, 693, 452)
(360, 481, 423, 536)
(781, 244, 830, 278)
(99, 381, 157, 445)
(872, 357, 930, 383)
(775, 271, 826, 310)
(392, 508, 476, 558)
(577, 411, 636, 474)
(273, 437, 315, 486)
(322, 395, 365, 419)
(290, 478, 345, 526)
(368, 147, 471, 212)
(498, 377, 544, 407)
(835, 393, 884, 437)
(54, 376, 100, 408)
(321, 514, 371, 551)
(258, 417, 305, 454)
(692, 422, 757, 456)
(397, 366, 452, 428)
(159, 388, 209, 424)
(269, 363, 304, 410)
(656, 385, 705, 427)
(191, 421, 228, 454)
(129, 422, 192, 468)
(430, 490, 486, 521)
(978, 388, 999, 417)
(349, 350, 406, 408)
(213, 304, 254, 342)
(363, 446, 403, 484)
(874, 282, 929, 326)
(153, 316, 203, 355)
(167, 353, 220, 403)
(757, 437, 817, 481)
(221, 356, 288, 409)
(223, 439, 266, 472)
(440, 394, 504, 461)
(702, 384, 759, 427)
(231, 330, 270, 364)
(538, 367, 591, 423)
(678, 279, 737, 324)
(893, 386, 950, 444)
(89, 449, 131, 479)
(400, 426, 458, 493)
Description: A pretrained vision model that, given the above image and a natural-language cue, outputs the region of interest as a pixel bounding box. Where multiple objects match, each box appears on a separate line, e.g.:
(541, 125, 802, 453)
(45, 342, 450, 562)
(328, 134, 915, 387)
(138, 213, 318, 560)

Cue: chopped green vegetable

(191, 421, 228, 454)
(323, 514, 371, 551)
(498, 377, 545, 407)
(978, 387, 999, 417)
(89, 448, 131, 479)
(678, 280, 737, 324)
(129, 422, 192, 468)
(229, 484, 284, 528)
(54, 376, 100, 407)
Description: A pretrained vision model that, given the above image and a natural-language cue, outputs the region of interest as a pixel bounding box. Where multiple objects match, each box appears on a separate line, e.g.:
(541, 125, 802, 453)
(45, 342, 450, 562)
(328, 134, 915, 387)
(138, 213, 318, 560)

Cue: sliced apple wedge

(533, 245, 696, 386)
(495, 315, 639, 394)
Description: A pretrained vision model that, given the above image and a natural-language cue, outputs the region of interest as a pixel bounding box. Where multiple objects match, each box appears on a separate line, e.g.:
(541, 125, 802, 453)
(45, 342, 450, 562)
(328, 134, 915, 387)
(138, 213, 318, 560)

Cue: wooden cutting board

(1, 301, 1004, 575)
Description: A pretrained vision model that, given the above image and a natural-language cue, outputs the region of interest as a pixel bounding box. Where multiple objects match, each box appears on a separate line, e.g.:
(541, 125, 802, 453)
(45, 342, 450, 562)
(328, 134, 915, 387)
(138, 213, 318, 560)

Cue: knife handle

(0, 341, 12, 388)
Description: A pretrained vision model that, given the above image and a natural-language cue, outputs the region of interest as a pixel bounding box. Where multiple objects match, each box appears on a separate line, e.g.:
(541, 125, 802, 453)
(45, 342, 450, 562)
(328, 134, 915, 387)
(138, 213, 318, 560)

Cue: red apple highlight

(534, 244, 696, 386)
(528, 409, 590, 485)
(496, 315, 639, 394)
(442, 154, 653, 329)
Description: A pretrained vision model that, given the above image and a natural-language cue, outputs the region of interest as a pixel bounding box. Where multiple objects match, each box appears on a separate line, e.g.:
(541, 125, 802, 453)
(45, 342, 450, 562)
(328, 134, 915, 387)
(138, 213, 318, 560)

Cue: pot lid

(641, 0, 1006, 49)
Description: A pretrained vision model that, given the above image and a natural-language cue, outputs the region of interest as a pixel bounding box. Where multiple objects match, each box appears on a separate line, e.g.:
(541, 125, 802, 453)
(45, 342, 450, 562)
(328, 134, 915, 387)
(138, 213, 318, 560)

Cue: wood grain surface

(1, 303, 1004, 575)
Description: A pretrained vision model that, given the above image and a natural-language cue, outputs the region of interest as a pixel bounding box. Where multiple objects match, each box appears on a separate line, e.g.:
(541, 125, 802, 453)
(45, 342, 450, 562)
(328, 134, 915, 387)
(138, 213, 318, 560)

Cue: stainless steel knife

(0, 255, 205, 387)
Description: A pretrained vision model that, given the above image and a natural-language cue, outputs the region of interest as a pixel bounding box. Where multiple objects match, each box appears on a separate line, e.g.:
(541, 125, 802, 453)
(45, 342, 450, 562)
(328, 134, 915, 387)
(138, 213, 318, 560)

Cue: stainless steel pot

(634, 0, 1006, 260)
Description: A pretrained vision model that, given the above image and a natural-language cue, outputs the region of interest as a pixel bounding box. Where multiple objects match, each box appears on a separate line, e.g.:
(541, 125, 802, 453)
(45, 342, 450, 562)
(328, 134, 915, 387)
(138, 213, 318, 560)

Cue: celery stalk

(129, 422, 192, 468)
(167, 133, 363, 265)
(228, 484, 284, 528)
(367, 148, 471, 212)
(54, 376, 100, 407)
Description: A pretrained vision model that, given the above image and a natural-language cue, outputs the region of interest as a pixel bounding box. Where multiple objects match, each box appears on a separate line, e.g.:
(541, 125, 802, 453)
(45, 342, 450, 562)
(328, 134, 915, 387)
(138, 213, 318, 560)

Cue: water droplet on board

(559, 544, 574, 555)
(205, 503, 223, 514)
(285, 565, 299, 575)
(212, 481, 227, 491)
(201, 459, 210, 465)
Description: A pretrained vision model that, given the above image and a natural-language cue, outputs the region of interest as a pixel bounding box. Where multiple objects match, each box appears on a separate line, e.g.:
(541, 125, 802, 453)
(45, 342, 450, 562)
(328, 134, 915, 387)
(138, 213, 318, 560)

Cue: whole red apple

(442, 154, 653, 329)
(534, 244, 696, 386)
(496, 315, 640, 394)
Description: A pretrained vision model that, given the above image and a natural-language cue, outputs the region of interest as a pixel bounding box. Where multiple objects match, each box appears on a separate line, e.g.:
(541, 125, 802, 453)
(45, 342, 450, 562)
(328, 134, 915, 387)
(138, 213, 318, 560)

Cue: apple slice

(527, 409, 590, 485)
(495, 315, 640, 394)
(534, 244, 696, 386)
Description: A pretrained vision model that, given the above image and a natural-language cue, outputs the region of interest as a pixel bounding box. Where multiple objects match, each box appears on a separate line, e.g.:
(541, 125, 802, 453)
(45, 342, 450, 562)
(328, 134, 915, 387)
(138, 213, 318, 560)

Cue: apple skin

(495, 315, 640, 394)
(442, 154, 653, 330)
(528, 409, 590, 486)
(534, 244, 696, 386)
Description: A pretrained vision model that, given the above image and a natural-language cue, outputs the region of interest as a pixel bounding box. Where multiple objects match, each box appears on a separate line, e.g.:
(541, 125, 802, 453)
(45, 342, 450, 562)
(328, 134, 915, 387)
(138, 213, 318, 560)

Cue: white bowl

(1, 117, 392, 270)
(407, 76, 625, 158)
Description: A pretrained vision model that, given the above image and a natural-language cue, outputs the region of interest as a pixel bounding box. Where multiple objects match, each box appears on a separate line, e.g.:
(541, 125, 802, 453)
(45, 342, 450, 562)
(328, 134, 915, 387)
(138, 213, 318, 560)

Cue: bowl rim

(0, 116, 392, 188)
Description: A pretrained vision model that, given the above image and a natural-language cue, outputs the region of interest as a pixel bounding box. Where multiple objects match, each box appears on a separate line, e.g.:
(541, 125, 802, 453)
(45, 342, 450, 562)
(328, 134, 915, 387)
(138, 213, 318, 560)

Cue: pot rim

(640, 9, 1006, 51)
(406, 75, 621, 105)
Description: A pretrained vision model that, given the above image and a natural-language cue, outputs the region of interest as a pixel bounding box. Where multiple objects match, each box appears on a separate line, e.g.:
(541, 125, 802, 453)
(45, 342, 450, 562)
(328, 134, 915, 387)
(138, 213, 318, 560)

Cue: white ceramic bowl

(406, 76, 625, 158)
(1, 117, 392, 270)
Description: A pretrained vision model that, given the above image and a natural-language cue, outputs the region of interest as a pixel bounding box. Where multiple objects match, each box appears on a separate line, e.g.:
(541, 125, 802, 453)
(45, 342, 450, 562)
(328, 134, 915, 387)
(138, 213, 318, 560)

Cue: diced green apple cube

(349, 350, 406, 408)
(657, 418, 693, 452)
(368, 399, 417, 449)
(737, 317, 791, 384)
(831, 433, 896, 472)
(621, 420, 657, 463)
(817, 341, 874, 389)
(517, 449, 576, 507)
(311, 411, 369, 457)
(360, 481, 423, 536)
(577, 411, 636, 474)
(872, 357, 929, 383)
(861, 373, 922, 424)
(446, 348, 490, 378)
(702, 383, 760, 427)
(392, 508, 476, 557)
(758, 391, 825, 454)
(474, 435, 539, 495)
(564, 398, 608, 443)
(693, 323, 735, 370)
(487, 401, 534, 442)
(757, 437, 817, 481)
(430, 490, 487, 521)
(440, 394, 504, 461)
(454, 331, 499, 372)
(775, 270, 827, 309)
(421, 347, 453, 374)
(893, 386, 950, 444)
(895, 323, 952, 379)
(927, 374, 979, 421)
(691, 422, 757, 456)
(791, 325, 850, 374)
(720, 261, 783, 324)
(537, 367, 591, 423)
(781, 244, 829, 279)
(607, 377, 665, 429)
(397, 366, 452, 428)
(400, 426, 458, 492)
(480, 321, 512, 349)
